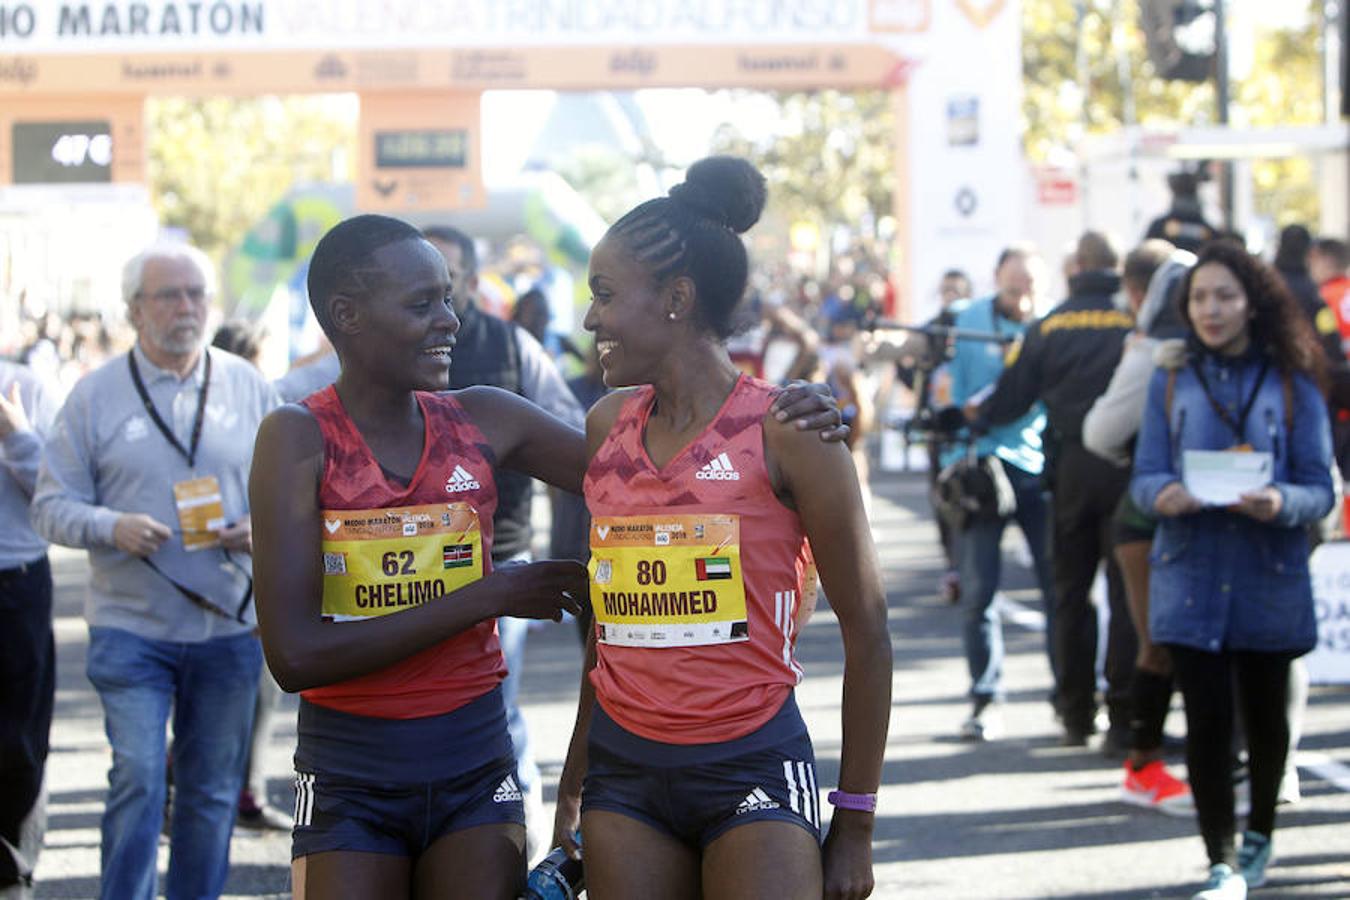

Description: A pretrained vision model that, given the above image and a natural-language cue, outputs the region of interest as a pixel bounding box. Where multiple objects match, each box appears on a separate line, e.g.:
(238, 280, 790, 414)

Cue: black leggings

(1168, 645, 1293, 868)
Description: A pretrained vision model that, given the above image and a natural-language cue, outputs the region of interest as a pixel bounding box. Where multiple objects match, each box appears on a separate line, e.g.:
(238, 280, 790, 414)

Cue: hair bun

(668, 156, 766, 234)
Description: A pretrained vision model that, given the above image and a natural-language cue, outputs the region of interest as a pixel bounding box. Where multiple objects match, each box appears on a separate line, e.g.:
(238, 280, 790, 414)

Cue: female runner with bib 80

(552, 157, 893, 900)
(249, 215, 850, 900)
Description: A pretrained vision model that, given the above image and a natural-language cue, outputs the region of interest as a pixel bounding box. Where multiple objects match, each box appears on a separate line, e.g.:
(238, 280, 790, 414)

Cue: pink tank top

(300, 386, 505, 719)
(584, 376, 812, 744)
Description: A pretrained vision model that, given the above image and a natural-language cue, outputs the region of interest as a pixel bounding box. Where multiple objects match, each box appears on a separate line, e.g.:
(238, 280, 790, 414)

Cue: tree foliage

(552, 145, 650, 225)
(1023, 0, 1327, 224)
(708, 90, 895, 238)
(147, 96, 356, 261)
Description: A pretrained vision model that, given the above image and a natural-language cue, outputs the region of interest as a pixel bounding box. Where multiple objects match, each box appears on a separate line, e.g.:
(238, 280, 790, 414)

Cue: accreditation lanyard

(1191, 357, 1269, 448)
(126, 350, 250, 623)
(128, 349, 211, 469)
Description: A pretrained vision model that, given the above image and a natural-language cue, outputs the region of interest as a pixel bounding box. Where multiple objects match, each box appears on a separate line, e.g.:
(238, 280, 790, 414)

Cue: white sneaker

(1192, 863, 1247, 899)
(958, 703, 1004, 742)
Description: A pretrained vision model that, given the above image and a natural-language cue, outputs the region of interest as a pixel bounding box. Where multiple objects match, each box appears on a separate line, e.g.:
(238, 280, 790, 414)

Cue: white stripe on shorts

(796, 761, 816, 829)
(783, 760, 799, 815)
(294, 773, 314, 828)
(804, 761, 819, 829)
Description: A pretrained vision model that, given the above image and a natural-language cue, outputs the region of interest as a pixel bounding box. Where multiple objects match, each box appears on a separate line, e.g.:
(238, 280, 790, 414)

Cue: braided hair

(607, 156, 767, 339)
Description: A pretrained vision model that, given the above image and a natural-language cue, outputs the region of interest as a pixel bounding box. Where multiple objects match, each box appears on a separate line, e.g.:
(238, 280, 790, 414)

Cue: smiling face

(340, 237, 459, 391)
(583, 235, 673, 388)
(1186, 261, 1252, 356)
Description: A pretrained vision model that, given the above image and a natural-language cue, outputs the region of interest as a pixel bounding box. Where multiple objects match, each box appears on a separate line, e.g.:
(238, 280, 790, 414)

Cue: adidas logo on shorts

(736, 787, 780, 815)
(493, 775, 523, 803)
(695, 452, 740, 481)
(445, 464, 481, 493)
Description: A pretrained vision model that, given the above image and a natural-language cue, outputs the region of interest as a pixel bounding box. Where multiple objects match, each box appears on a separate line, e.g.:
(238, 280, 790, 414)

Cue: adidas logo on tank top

(736, 787, 780, 814)
(695, 452, 740, 481)
(445, 464, 481, 493)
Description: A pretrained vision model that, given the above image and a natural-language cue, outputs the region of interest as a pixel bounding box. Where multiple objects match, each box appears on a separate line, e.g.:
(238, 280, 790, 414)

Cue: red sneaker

(1121, 759, 1193, 817)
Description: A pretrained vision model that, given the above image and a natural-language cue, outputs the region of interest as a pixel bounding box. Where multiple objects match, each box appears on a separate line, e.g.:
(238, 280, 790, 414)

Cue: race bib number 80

(321, 502, 482, 622)
(589, 513, 748, 647)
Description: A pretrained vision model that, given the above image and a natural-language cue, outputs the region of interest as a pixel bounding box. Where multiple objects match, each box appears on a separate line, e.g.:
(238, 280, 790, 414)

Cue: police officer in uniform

(969, 231, 1137, 749)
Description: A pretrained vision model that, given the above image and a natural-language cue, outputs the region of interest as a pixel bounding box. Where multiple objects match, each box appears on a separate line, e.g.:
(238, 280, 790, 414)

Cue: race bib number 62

(320, 502, 482, 622)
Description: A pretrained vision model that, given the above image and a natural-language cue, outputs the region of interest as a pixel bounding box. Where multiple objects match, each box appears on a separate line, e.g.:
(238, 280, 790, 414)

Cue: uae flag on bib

(696, 557, 732, 580)
(443, 544, 474, 568)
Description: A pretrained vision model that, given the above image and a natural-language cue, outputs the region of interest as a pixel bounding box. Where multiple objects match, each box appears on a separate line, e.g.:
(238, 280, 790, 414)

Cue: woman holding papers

(1130, 241, 1333, 900)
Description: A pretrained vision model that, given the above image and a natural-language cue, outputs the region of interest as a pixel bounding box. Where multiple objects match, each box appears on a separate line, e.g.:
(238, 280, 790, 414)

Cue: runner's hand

(113, 513, 173, 557)
(772, 380, 849, 443)
(823, 810, 875, 899)
(1154, 481, 1203, 518)
(493, 560, 587, 621)
(550, 790, 583, 861)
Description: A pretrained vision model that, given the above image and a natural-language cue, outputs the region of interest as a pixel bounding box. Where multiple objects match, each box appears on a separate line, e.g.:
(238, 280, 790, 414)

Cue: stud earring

(668, 312, 677, 321)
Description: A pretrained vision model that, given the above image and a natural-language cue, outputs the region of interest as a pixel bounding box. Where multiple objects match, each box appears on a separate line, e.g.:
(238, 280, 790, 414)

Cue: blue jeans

(85, 626, 261, 900)
(958, 463, 1056, 702)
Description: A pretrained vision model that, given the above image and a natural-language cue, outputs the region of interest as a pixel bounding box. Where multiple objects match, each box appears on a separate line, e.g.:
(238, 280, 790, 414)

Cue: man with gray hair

(32, 244, 278, 900)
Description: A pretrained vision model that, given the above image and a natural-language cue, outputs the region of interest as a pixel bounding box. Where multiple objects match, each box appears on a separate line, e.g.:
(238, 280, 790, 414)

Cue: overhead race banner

(0, 0, 1026, 311)
(2, 1, 898, 50)
(0, 42, 914, 94)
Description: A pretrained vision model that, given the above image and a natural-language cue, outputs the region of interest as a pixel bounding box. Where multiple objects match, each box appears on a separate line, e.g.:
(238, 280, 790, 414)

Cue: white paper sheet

(1182, 450, 1273, 506)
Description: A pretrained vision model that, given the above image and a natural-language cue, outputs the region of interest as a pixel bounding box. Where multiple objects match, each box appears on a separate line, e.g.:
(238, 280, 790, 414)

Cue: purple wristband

(826, 790, 877, 813)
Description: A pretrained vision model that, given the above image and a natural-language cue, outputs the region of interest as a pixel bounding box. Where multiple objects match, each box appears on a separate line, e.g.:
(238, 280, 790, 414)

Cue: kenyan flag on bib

(696, 557, 732, 580)
(443, 544, 474, 568)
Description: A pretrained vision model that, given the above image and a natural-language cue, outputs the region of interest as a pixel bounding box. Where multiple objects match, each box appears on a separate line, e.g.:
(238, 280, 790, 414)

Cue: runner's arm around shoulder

(249, 404, 582, 693)
(764, 413, 891, 899)
(456, 386, 588, 494)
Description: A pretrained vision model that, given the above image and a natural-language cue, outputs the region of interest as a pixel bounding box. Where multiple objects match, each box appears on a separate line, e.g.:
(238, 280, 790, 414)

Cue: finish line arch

(0, 0, 1025, 320)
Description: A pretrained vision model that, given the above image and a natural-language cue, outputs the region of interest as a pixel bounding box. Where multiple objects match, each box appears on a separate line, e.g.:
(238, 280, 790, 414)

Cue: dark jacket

(979, 270, 1133, 445)
(1145, 203, 1216, 254)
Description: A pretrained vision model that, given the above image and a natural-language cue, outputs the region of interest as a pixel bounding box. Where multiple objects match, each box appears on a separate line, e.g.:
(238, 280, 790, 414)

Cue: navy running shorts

(291, 687, 524, 859)
(581, 693, 821, 848)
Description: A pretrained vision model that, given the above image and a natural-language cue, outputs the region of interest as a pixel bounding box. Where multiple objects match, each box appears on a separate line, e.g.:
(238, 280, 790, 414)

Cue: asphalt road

(27, 471, 1350, 899)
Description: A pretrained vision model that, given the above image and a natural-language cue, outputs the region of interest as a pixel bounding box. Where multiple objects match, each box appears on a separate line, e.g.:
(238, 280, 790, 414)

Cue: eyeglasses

(138, 286, 210, 306)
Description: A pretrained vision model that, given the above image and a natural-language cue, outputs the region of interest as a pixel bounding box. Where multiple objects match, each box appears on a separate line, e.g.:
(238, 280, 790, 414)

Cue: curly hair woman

(1130, 241, 1333, 899)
